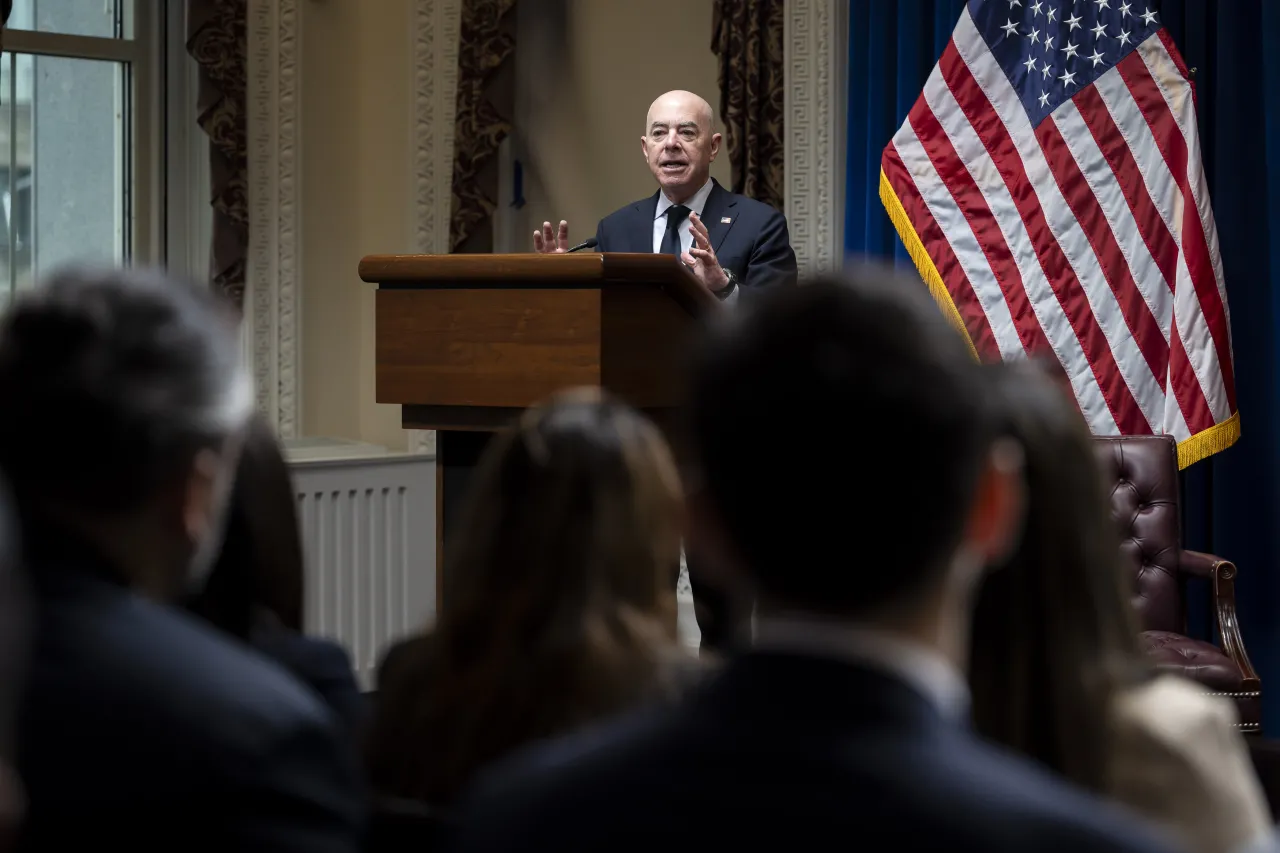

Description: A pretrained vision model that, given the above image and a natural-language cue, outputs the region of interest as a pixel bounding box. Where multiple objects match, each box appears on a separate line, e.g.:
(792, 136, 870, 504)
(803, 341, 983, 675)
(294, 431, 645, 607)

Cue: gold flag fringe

(878, 167, 1239, 470)
(878, 168, 979, 362)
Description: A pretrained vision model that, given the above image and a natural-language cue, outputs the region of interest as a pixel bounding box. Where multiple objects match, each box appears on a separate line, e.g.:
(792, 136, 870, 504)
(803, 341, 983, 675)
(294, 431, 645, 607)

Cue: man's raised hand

(533, 220, 570, 253)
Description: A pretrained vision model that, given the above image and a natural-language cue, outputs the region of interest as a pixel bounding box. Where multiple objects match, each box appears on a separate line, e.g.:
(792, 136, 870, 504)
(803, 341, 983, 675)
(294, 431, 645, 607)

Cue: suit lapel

(700, 180, 739, 253)
(633, 192, 661, 253)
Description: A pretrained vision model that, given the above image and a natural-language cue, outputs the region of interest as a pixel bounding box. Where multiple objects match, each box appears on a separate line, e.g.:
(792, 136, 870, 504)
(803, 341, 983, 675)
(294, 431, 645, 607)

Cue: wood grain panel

(600, 284, 698, 409)
(376, 288, 602, 407)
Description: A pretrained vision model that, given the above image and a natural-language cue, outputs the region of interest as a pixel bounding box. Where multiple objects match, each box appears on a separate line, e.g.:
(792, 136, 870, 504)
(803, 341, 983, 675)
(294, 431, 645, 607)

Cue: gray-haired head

(0, 266, 253, 593)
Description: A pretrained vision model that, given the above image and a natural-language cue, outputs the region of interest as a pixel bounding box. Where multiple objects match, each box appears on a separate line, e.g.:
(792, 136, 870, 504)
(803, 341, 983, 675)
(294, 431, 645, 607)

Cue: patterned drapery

(450, 0, 517, 252)
(711, 0, 786, 212)
(187, 0, 248, 308)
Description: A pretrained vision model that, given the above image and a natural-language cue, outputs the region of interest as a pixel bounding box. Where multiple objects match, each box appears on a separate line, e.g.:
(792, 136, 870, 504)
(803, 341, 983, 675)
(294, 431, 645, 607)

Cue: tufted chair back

(1093, 435, 1183, 634)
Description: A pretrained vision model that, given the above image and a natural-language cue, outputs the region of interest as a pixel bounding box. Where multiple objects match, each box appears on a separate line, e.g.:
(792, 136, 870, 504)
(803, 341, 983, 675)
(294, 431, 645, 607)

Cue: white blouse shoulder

(1108, 674, 1272, 853)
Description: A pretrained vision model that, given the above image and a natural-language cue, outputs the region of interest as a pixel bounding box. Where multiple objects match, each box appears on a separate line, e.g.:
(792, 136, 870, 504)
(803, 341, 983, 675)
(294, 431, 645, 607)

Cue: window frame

(0, 0, 171, 272)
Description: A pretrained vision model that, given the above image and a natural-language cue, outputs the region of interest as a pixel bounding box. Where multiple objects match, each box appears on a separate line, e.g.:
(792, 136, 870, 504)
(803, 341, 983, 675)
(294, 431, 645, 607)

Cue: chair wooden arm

(1184, 551, 1260, 688)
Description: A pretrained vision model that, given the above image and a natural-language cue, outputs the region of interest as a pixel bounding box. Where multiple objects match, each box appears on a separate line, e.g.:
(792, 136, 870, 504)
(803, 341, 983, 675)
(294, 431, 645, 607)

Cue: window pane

(10, 0, 132, 40)
(0, 53, 128, 302)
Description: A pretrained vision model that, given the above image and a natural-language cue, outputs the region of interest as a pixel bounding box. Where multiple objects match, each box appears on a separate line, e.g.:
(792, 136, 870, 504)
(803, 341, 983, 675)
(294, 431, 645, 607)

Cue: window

(0, 0, 168, 302)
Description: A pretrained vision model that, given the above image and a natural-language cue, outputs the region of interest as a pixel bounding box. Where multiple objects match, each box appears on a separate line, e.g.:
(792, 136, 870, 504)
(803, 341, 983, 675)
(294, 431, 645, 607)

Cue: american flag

(880, 0, 1237, 468)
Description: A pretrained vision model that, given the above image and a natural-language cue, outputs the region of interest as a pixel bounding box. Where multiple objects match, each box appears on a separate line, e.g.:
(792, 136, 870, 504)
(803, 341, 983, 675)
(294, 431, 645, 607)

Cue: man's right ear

(963, 438, 1026, 570)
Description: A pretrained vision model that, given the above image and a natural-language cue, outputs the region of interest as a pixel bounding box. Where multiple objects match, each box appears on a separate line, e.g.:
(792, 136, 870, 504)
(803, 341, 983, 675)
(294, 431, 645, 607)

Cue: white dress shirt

(752, 616, 971, 722)
(653, 179, 739, 305)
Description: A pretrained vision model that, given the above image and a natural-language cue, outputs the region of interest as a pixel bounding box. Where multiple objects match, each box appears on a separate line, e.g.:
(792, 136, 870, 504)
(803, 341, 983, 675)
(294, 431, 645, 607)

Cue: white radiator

(287, 441, 436, 690)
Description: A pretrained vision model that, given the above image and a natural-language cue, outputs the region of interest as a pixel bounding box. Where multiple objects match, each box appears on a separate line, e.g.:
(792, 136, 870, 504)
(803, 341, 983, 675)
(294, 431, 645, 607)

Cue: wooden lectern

(358, 252, 718, 606)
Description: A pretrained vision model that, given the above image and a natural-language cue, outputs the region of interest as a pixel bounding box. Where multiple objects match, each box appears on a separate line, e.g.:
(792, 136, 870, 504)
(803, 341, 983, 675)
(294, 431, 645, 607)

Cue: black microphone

(566, 237, 598, 253)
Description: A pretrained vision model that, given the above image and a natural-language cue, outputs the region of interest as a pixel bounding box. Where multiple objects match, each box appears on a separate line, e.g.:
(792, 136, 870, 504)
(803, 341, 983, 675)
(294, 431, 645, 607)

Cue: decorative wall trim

(407, 0, 463, 456)
(246, 0, 301, 437)
(784, 0, 845, 275)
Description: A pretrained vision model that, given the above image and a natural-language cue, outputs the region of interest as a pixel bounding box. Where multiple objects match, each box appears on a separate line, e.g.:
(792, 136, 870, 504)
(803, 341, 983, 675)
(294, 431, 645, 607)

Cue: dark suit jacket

(593, 179, 798, 292)
(17, 539, 366, 852)
(250, 615, 368, 740)
(445, 653, 1178, 853)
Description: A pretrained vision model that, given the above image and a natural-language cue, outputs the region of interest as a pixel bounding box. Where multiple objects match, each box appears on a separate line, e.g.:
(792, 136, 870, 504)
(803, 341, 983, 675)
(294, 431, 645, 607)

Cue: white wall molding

(785, 0, 846, 275)
(246, 0, 301, 437)
(404, 0, 462, 456)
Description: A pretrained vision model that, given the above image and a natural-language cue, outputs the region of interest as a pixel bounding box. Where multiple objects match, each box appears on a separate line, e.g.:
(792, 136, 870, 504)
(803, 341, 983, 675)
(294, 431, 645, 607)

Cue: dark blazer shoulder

(21, 569, 366, 851)
(251, 618, 367, 737)
(593, 193, 658, 253)
(27, 576, 343, 757)
(599, 193, 658, 227)
(450, 664, 1176, 853)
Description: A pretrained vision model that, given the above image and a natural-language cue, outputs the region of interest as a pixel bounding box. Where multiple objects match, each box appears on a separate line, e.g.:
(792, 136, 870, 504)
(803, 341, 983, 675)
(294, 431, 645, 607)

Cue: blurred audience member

(444, 269, 1174, 853)
(971, 363, 1273, 853)
(188, 413, 365, 738)
(368, 387, 696, 810)
(0, 267, 363, 851)
(0, 478, 26, 853)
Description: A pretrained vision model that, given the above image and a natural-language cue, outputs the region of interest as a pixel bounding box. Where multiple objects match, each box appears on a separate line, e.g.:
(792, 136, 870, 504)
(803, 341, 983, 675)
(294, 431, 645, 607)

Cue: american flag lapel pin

(721, 216, 732, 224)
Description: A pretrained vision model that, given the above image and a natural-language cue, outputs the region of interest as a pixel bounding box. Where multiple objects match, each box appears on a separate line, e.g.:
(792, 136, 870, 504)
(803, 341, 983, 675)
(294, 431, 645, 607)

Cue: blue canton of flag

(969, 0, 1164, 127)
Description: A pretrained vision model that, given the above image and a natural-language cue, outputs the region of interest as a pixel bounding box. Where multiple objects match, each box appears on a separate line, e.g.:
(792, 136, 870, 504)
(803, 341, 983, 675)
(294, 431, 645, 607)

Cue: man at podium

(532, 89, 797, 650)
(532, 89, 797, 302)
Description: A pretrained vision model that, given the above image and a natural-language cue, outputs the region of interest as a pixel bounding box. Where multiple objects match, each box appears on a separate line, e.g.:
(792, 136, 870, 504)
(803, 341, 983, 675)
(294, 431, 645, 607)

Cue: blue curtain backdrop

(844, 0, 1280, 732)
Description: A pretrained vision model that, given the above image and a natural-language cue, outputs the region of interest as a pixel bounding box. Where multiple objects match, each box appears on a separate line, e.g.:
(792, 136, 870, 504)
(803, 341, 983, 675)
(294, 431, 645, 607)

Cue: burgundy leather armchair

(1095, 435, 1261, 732)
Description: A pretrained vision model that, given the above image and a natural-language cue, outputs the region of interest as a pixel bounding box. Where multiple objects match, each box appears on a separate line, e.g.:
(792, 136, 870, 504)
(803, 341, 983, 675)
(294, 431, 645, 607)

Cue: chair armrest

(1184, 551, 1261, 688)
(1181, 549, 1220, 579)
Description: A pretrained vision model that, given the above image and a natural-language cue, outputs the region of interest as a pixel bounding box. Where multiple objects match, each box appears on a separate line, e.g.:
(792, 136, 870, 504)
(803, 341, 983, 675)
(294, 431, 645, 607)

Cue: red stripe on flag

(936, 42, 1152, 435)
(906, 101, 1047, 357)
(1169, 323, 1208, 440)
(1064, 87, 1215, 432)
(882, 144, 1001, 360)
(1117, 49, 1236, 417)
(1071, 85, 1179, 292)
(1034, 113, 1171, 393)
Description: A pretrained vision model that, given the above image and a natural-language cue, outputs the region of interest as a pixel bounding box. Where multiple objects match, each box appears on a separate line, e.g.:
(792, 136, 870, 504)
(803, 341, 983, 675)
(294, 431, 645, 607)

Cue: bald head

(641, 90, 722, 205)
(645, 90, 715, 133)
